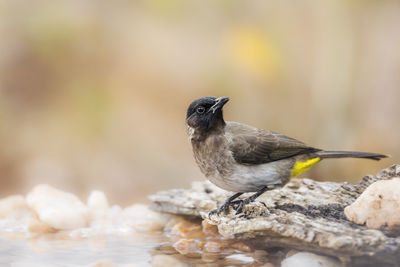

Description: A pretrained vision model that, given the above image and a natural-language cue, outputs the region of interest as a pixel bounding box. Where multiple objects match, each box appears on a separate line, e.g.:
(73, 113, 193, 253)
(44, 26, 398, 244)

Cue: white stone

(26, 184, 89, 230)
(281, 252, 343, 267)
(87, 190, 110, 221)
(109, 205, 122, 217)
(87, 190, 109, 210)
(28, 217, 56, 233)
(122, 204, 172, 231)
(344, 178, 400, 228)
(0, 195, 27, 218)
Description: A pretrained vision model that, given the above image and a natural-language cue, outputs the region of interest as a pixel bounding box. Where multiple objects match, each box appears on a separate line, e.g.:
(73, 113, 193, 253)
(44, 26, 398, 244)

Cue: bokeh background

(0, 0, 399, 205)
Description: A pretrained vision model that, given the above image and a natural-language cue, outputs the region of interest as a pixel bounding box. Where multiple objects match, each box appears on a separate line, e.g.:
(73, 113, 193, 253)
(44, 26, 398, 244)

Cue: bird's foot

(231, 190, 271, 214)
(209, 199, 266, 216)
(208, 202, 235, 217)
(231, 199, 252, 214)
(210, 186, 275, 216)
(209, 199, 249, 216)
(208, 192, 244, 217)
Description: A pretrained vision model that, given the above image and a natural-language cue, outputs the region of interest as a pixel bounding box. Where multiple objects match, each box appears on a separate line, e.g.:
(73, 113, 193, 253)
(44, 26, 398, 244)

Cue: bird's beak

(209, 96, 229, 113)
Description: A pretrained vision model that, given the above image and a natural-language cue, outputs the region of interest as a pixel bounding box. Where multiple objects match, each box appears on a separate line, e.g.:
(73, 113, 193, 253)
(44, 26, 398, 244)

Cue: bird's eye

(196, 106, 205, 114)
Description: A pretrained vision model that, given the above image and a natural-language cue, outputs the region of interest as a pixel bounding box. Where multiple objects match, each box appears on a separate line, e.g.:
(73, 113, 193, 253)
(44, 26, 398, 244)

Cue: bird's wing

(226, 122, 320, 165)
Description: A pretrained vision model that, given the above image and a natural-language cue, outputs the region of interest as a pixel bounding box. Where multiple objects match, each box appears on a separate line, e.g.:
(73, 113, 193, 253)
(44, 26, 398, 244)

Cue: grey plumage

(226, 121, 320, 165)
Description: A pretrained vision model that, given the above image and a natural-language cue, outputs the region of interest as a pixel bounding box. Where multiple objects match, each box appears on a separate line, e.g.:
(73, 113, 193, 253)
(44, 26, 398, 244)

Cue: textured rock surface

(149, 164, 400, 266)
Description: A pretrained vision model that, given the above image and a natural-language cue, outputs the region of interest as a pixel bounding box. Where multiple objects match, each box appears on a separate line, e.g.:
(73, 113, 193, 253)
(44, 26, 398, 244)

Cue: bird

(185, 96, 388, 215)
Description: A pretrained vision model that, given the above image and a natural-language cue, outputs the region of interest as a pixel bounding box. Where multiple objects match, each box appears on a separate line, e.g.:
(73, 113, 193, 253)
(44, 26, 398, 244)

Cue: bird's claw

(231, 199, 248, 214)
(208, 201, 238, 217)
(209, 191, 267, 217)
(209, 199, 251, 217)
(208, 204, 228, 217)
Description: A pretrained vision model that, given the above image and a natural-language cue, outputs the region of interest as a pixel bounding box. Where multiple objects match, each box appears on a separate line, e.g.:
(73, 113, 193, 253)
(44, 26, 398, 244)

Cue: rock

(173, 238, 203, 255)
(122, 204, 172, 232)
(26, 184, 89, 230)
(281, 252, 343, 267)
(87, 190, 109, 210)
(149, 178, 354, 218)
(0, 210, 32, 234)
(109, 204, 123, 218)
(253, 249, 269, 260)
(203, 240, 232, 253)
(149, 181, 222, 216)
(162, 215, 186, 232)
(170, 220, 204, 239)
(0, 195, 27, 218)
(231, 242, 254, 252)
(87, 190, 110, 221)
(28, 217, 56, 234)
(151, 255, 186, 267)
(285, 249, 298, 258)
(344, 178, 400, 228)
(201, 252, 220, 263)
(201, 220, 219, 236)
(149, 164, 400, 266)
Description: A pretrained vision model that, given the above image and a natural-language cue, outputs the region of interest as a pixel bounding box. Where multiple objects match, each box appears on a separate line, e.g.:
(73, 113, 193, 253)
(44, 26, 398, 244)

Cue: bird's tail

(316, 150, 388, 161)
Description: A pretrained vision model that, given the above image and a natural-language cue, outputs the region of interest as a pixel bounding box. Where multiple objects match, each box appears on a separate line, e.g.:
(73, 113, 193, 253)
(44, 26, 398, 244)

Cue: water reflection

(0, 186, 278, 266)
(1, 233, 165, 267)
(1, 232, 274, 267)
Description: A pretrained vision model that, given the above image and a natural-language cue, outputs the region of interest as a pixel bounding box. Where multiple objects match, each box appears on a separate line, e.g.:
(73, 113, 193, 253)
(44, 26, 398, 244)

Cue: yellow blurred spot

(226, 26, 281, 78)
(148, 0, 185, 17)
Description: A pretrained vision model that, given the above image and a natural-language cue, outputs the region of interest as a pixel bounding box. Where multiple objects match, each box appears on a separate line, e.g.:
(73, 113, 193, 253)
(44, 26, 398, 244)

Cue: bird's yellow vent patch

(291, 157, 321, 177)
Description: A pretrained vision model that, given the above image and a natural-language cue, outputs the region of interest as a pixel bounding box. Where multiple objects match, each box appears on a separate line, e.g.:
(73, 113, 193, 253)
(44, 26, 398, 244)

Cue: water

(0, 190, 274, 266)
(0, 230, 268, 267)
(0, 232, 165, 266)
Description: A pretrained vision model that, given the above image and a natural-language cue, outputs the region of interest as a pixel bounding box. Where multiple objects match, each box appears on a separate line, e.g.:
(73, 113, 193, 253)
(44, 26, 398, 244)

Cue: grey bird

(186, 96, 387, 215)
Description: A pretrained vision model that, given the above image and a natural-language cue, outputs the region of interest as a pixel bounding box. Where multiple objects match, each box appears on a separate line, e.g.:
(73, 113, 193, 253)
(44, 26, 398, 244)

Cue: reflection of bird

(186, 96, 388, 215)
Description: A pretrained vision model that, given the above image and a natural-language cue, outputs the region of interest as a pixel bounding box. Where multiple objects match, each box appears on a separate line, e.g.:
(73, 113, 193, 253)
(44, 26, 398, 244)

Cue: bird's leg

(233, 185, 276, 214)
(208, 192, 243, 216)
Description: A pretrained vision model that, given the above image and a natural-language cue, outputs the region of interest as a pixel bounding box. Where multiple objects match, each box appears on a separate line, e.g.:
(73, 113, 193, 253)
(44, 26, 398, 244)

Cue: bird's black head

(186, 96, 229, 133)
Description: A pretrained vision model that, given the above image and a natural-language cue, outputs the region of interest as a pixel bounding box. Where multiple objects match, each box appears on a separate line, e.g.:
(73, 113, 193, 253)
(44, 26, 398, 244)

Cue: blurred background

(0, 0, 399, 205)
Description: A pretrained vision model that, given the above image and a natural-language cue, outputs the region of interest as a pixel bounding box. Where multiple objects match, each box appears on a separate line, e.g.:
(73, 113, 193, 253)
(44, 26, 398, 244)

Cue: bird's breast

(191, 135, 235, 179)
(190, 133, 295, 192)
